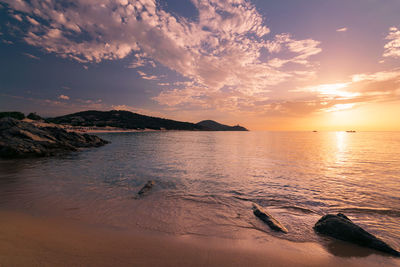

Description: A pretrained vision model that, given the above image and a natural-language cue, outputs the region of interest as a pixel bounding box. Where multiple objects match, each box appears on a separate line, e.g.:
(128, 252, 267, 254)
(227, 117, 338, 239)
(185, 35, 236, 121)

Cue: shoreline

(71, 129, 158, 133)
(0, 210, 398, 267)
(23, 119, 159, 133)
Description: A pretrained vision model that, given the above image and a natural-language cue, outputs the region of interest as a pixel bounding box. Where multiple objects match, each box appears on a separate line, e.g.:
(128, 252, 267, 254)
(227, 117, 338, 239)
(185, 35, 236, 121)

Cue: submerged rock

(252, 204, 288, 233)
(0, 117, 109, 158)
(137, 180, 155, 196)
(314, 213, 400, 257)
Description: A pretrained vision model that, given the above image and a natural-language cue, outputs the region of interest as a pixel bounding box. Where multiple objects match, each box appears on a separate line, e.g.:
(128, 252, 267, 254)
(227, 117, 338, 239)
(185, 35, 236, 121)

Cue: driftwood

(252, 203, 288, 233)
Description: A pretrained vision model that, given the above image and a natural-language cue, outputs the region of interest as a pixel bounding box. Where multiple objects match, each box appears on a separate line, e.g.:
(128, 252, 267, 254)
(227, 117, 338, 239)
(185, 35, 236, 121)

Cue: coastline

(23, 119, 153, 133)
(21, 118, 247, 133)
(0, 210, 398, 267)
(71, 128, 158, 133)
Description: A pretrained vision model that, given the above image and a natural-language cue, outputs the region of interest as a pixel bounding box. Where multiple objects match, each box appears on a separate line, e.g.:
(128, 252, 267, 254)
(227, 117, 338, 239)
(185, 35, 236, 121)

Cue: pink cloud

(336, 27, 348, 32)
(137, 70, 159, 81)
(383, 27, 400, 59)
(58, 94, 70, 100)
(11, 13, 22, 21)
(22, 52, 39, 60)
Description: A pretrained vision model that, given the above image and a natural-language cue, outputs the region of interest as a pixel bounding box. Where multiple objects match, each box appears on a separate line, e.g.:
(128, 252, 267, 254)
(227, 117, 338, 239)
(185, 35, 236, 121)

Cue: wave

(232, 196, 289, 206)
(279, 205, 316, 214)
(336, 207, 400, 217)
(167, 193, 237, 207)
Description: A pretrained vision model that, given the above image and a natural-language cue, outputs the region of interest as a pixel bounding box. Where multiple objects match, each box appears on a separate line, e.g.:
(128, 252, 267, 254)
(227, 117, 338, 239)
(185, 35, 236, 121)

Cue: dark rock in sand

(137, 180, 155, 196)
(314, 213, 400, 257)
(252, 204, 288, 233)
(0, 117, 109, 158)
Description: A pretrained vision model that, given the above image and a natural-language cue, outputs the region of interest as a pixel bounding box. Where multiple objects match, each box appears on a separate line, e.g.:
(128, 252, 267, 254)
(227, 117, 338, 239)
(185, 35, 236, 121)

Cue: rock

(252, 203, 288, 233)
(314, 213, 400, 257)
(137, 180, 155, 196)
(0, 117, 109, 158)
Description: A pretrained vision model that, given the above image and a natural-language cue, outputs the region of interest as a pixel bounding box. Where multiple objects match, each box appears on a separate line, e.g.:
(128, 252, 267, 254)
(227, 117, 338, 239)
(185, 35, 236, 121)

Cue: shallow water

(1, 131, 399, 251)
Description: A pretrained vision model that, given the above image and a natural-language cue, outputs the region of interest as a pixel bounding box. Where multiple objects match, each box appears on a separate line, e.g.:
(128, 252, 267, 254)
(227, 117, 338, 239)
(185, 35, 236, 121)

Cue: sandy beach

(0, 210, 398, 267)
(2, 0, 400, 265)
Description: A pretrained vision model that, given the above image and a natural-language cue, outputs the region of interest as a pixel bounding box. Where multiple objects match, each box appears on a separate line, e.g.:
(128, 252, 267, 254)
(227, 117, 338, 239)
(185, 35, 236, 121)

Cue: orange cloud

(384, 27, 400, 58)
(58, 95, 70, 100)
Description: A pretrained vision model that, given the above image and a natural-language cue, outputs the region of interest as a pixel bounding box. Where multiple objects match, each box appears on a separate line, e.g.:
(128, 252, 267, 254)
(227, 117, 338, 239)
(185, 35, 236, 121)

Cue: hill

(48, 110, 203, 130)
(196, 120, 248, 131)
(47, 110, 248, 131)
(0, 111, 25, 120)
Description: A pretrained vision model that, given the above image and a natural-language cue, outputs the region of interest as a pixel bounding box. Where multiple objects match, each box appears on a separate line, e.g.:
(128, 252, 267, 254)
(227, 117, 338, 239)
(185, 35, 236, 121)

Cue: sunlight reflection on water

(0, 131, 399, 249)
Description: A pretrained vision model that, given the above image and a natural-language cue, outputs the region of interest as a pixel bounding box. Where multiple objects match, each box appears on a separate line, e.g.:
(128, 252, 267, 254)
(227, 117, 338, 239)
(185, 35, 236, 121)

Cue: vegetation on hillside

(48, 110, 248, 131)
(0, 112, 25, 120)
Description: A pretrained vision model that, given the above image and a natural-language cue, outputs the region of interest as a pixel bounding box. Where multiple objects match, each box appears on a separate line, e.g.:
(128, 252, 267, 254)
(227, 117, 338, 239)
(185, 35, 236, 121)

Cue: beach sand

(0, 210, 398, 267)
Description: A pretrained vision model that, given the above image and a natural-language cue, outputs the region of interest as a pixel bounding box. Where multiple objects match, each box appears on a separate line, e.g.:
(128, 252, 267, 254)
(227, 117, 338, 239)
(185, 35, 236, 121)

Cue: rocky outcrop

(0, 117, 109, 158)
(252, 204, 288, 233)
(314, 213, 400, 257)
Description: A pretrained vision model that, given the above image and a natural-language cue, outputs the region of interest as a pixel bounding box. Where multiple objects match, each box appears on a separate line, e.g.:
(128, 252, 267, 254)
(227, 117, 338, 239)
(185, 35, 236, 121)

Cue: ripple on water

(0, 131, 399, 250)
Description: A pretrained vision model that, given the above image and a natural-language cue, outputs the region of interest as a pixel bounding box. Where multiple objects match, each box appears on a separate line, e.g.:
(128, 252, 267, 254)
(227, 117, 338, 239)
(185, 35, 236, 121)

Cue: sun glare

(304, 83, 360, 99)
(324, 103, 355, 113)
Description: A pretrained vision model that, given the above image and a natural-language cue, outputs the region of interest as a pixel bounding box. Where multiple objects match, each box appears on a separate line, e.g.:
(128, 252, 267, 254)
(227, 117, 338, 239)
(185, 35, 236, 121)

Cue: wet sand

(0, 210, 398, 267)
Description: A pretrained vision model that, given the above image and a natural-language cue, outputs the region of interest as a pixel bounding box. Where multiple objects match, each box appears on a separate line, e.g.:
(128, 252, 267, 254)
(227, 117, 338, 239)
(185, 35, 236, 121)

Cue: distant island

(47, 110, 248, 131)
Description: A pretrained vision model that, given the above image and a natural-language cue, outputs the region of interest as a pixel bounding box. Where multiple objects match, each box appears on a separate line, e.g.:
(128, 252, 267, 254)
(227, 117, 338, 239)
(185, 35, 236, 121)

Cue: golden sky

(1, 0, 399, 130)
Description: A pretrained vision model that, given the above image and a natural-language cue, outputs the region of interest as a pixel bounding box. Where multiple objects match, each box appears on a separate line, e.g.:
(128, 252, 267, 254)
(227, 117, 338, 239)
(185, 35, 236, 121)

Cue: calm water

(1, 131, 399, 250)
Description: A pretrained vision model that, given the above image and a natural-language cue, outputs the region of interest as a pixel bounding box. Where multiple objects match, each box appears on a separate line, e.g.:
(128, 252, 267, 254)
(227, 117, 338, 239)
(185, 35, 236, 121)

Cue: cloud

(157, 82, 170, 86)
(336, 27, 348, 32)
(296, 82, 358, 99)
(287, 68, 400, 115)
(2, 39, 13, 44)
(383, 27, 400, 59)
(351, 69, 400, 83)
(128, 53, 156, 68)
(58, 94, 70, 100)
(22, 52, 39, 60)
(11, 13, 22, 22)
(265, 33, 321, 66)
(26, 16, 39, 26)
(137, 70, 159, 81)
(1, 0, 322, 110)
(153, 87, 209, 108)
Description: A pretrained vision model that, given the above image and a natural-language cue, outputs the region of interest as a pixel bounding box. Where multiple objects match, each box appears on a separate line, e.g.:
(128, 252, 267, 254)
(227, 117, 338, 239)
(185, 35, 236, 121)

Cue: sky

(0, 0, 399, 131)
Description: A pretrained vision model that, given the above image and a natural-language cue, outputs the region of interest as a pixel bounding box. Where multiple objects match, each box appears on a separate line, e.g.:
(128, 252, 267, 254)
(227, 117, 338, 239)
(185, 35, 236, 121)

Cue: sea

(1, 131, 399, 252)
